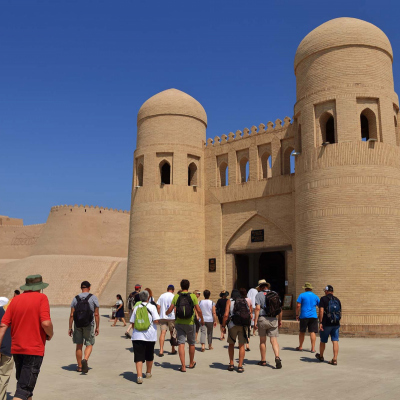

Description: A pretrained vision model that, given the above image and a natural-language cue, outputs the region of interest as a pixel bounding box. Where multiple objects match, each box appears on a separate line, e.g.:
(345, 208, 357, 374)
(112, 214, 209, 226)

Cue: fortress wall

(31, 205, 130, 257)
(0, 255, 127, 306)
(0, 216, 23, 226)
(0, 224, 45, 259)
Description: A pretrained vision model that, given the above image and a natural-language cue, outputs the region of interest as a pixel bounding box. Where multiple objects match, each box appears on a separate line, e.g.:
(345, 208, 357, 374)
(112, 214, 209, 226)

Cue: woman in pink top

(239, 288, 253, 352)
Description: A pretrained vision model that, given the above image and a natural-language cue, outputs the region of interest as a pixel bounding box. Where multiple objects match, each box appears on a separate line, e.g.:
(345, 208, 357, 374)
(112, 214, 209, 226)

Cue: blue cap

(168, 285, 174, 290)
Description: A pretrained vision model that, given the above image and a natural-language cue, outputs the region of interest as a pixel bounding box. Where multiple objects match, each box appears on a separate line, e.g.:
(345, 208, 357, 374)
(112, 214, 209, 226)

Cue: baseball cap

(324, 285, 334, 292)
(167, 285, 174, 290)
(81, 281, 91, 288)
(135, 284, 142, 289)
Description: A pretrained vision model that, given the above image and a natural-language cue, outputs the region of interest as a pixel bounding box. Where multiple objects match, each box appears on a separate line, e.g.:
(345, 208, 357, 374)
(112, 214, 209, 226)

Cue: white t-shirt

(156, 292, 175, 320)
(199, 299, 215, 323)
(247, 288, 258, 309)
(130, 302, 160, 342)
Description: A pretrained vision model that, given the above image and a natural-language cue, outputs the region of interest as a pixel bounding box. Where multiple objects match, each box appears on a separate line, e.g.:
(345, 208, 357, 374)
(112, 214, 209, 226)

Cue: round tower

(127, 89, 207, 299)
(294, 18, 400, 328)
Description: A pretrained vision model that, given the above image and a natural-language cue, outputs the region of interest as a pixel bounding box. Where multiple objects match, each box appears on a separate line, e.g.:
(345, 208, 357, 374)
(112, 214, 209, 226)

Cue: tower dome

(294, 17, 393, 73)
(137, 88, 207, 126)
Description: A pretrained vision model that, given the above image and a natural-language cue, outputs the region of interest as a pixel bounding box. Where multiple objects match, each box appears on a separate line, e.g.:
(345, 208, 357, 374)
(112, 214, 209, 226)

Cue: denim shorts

(319, 325, 340, 343)
(13, 354, 43, 400)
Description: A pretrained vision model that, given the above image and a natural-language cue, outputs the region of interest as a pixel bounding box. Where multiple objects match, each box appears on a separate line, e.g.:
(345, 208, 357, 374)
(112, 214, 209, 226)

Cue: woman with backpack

(216, 291, 229, 340)
(239, 288, 253, 352)
(111, 294, 126, 327)
(199, 290, 217, 351)
(127, 290, 160, 384)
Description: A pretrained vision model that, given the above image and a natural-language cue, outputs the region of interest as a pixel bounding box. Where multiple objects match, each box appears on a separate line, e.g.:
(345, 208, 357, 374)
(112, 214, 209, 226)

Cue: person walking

(0, 297, 13, 400)
(254, 279, 283, 369)
(128, 290, 160, 384)
(296, 282, 320, 352)
(247, 286, 258, 336)
(193, 290, 201, 343)
(221, 289, 251, 373)
(0, 274, 53, 400)
(316, 285, 341, 365)
(112, 294, 126, 327)
(199, 290, 217, 351)
(166, 280, 204, 372)
(69, 281, 100, 373)
(156, 285, 177, 357)
(239, 288, 253, 351)
(215, 291, 229, 340)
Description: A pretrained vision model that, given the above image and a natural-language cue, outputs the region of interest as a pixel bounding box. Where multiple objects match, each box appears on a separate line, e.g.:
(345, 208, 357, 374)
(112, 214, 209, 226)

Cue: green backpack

(135, 303, 152, 331)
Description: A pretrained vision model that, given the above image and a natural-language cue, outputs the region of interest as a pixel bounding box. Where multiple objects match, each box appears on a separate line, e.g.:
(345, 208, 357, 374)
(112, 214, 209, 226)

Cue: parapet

(50, 205, 130, 214)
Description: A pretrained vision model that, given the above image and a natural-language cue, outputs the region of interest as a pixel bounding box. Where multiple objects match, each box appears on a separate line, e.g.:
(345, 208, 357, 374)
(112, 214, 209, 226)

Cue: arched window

(188, 162, 198, 186)
(219, 162, 228, 186)
(239, 157, 249, 183)
(137, 163, 144, 186)
(160, 160, 171, 185)
(260, 152, 272, 179)
(320, 113, 335, 145)
(283, 147, 295, 175)
(360, 108, 378, 141)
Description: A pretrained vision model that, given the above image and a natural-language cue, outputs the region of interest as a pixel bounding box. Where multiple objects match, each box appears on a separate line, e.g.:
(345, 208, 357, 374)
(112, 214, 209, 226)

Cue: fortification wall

(31, 205, 130, 257)
(0, 216, 23, 226)
(0, 224, 45, 259)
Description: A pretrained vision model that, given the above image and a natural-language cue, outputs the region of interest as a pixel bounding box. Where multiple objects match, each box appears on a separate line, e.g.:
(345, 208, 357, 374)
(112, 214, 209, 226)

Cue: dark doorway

(160, 162, 171, 184)
(259, 251, 286, 301)
(234, 251, 286, 300)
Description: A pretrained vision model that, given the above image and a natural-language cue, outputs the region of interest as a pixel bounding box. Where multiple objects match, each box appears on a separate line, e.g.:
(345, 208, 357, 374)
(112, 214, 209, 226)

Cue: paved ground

(6, 307, 400, 399)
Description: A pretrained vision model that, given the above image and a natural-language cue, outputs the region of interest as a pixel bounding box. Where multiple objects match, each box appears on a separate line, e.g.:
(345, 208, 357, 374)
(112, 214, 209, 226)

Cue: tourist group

(0, 275, 341, 397)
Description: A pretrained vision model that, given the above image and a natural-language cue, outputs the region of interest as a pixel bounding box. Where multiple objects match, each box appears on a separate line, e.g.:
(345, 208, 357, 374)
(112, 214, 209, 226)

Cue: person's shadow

(300, 356, 320, 363)
(61, 364, 78, 372)
(120, 371, 136, 382)
(209, 362, 227, 370)
(154, 361, 180, 371)
(244, 359, 275, 369)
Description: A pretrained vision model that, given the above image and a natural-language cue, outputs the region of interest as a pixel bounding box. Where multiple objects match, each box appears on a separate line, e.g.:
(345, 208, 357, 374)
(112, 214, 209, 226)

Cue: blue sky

(2, 0, 399, 224)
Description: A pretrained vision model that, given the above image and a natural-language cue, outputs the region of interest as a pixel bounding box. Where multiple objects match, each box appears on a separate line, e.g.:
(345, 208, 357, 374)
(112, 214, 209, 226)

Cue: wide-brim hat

(256, 279, 269, 289)
(220, 291, 229, 297)
(20, 275, 49, 291)
(303, 282, 313, 289)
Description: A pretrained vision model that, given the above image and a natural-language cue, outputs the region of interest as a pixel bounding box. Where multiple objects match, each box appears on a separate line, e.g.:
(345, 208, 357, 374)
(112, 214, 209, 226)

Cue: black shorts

(132, 340, 155, 363)
(13, 354, 43, 400)
(299, 318, 318, 333)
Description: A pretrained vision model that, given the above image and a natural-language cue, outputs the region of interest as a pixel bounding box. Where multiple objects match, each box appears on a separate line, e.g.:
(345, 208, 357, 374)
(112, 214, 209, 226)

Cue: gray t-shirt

(71, 292, 99, 326)
(255, 290, 278, 320)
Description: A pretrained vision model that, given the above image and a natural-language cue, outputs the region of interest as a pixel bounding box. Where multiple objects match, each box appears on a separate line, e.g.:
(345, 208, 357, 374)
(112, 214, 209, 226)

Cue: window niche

(237, 149, 250, 183)
(315, 101, 336, 147)
(135, 156, 144, 187)
(217, 154, 229, 187)
(360, 108, 378, 141)
(188, 162, 198, 186)
(160, 160, 171, 185)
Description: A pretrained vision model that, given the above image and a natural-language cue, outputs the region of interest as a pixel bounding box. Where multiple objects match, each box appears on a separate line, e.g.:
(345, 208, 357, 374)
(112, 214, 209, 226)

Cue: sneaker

(137, 376, 143, 384)
(146, 373, 152, 378)
(275, 357, 282, 369)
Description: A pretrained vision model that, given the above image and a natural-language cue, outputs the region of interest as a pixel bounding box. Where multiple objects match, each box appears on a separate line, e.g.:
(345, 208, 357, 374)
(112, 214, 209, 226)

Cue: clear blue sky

(2, 0, 399, 224)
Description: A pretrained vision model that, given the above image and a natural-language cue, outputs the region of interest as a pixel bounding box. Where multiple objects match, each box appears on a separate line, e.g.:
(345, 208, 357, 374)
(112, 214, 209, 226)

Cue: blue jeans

(319, 325, 340, 343)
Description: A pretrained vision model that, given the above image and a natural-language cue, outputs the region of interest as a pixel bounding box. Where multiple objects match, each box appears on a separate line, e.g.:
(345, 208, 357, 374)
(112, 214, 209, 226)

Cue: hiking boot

(275, 357, 282, 369)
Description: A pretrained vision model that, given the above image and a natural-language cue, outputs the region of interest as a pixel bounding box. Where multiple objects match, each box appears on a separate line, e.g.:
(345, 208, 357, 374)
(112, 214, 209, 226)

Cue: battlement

(205, 116, 294, 148)
(50, 205, 130, 214)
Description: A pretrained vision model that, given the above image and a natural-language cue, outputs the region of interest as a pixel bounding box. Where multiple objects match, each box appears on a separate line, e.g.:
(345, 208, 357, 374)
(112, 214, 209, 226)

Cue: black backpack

(73, 294, 93, 328)
(263, 291, 282, 317)
(175, 293, 194, 319)
(231, 298, 251, 326)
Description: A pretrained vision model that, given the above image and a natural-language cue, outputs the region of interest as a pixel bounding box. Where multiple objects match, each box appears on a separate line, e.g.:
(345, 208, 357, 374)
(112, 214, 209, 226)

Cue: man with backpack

(166, 279, 204, 372)
(316, 285, 341, 365)
(68, 281, 100, 374)
(221, 289, 251, 373)
(128, 284, 142, 317)
(254, 279, 282, 369)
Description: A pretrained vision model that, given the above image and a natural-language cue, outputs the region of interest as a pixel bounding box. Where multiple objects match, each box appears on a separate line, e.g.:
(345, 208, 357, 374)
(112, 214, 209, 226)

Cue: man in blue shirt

(296, 283, 320, 352)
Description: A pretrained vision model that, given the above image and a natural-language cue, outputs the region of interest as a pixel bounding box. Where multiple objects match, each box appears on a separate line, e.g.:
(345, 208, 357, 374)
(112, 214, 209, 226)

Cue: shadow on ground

(120, 371, 136, 382)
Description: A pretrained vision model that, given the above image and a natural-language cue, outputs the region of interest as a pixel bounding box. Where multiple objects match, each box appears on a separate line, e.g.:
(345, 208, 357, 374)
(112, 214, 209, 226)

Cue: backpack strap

(75, 295, 81, 302)
(85, 293, 93, 301)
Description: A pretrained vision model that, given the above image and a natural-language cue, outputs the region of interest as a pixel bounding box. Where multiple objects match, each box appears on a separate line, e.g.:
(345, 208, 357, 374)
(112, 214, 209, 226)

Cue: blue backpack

(326, 296, 341, 324)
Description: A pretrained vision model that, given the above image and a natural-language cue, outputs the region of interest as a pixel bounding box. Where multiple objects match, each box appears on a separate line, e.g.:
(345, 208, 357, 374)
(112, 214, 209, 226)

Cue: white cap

(0, 297, 9, 307)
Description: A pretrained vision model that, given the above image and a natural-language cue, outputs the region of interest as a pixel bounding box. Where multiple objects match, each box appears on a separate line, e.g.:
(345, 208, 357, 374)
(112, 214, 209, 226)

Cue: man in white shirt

(156, 285, 176, 357)
(247, 286, 258, 335)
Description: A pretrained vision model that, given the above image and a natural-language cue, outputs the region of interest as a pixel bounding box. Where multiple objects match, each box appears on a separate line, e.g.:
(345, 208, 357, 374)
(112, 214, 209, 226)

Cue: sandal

(257, 361, 267, 366)
(228, 364, 234, 371)
(295, 347, 303, 351)
(170, 351, 177, 355)
(328, 359, 337, 366)
(178, 367, 186, 372)
(237, 366, 244, 373)
(188, 362, 197, 369)
(315, 353, 324, 362)
(76, 367, 82, 372)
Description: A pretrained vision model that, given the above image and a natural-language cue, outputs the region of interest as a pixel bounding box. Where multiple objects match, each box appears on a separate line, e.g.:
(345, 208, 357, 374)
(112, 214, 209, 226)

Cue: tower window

(188, 162, 198, 186)
(325, 116, 335, 144)
(219, 162, 228, 186)
(361, 114, 369, 141)
(137, 163, 144, 186)
(283, 147, 295, 175)
(160, 161, 171, 185)
(260, 152, 272, 179)
(239, 158, 249, 183)
(360, 108, 378, 142)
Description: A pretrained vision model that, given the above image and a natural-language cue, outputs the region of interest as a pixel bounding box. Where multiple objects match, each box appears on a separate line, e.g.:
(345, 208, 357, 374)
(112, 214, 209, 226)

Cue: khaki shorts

(73, 325, 95, 346)
(258, 317, 279, 337)
(227, 325, 247, 345)
(159, 319, 175, 331)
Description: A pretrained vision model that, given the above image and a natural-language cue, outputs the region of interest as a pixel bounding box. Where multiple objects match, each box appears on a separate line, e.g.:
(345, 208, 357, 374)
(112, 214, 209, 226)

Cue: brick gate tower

(294, 18, 400, 327)
(127, 89, 207, 298)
